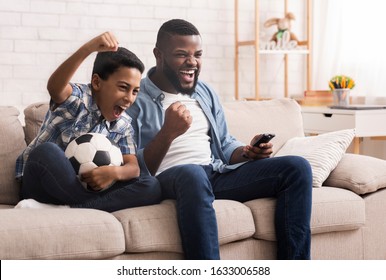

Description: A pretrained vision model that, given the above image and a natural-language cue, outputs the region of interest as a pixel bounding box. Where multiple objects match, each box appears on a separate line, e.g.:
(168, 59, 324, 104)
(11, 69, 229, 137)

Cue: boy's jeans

(157, 156, 312, 260)
(21, 142, 161, 212)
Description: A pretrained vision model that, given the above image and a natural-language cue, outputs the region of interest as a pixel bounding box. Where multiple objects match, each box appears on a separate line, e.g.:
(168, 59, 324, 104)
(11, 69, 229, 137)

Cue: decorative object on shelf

(263, 12, 307, 50)
(260, 30, 298, 50)
(329, 75, 356, 106)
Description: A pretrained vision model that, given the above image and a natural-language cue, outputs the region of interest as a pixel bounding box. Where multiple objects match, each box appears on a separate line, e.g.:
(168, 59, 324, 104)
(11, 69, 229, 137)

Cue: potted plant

(329, 75, 355, 106)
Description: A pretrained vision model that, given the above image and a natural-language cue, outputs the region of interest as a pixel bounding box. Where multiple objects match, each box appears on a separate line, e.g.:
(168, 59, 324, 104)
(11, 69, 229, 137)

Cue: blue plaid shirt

(15, 83, 136, 179)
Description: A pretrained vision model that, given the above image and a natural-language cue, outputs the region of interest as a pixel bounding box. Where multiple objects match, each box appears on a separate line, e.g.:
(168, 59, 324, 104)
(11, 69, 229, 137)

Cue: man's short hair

(92, 47, 145, 80)
(156, 19, 200, 48)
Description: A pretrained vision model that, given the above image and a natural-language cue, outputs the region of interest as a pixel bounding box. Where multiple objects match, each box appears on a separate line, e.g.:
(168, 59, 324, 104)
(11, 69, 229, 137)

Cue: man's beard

(163, 60, 199, 95)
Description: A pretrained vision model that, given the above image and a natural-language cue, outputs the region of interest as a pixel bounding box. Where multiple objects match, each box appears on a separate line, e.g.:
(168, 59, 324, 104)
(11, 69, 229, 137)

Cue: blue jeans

(20, 142, 161, 212)
(157, 156, 312, 260)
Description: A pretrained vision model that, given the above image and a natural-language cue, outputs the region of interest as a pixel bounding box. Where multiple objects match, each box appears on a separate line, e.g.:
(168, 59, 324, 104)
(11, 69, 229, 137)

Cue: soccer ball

(65, 133, 123, 190)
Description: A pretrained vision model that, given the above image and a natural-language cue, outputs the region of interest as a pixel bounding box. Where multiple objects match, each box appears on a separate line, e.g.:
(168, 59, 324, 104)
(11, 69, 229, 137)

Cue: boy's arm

(47, 32, 119, 105)
(115, 154, 140, 180)
(80, 154, 139, 192)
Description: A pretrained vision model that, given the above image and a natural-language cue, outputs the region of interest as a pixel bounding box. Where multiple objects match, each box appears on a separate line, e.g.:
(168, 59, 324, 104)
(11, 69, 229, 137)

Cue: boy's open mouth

(113, 105, 126, 119)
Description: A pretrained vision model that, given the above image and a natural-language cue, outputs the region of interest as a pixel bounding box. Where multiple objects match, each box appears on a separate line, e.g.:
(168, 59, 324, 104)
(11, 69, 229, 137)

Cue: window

(313, 0, 386, 99)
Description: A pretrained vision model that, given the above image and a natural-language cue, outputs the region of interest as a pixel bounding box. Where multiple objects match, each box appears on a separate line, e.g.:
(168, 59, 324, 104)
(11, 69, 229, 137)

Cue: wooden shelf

(259, 49, 310, 55)
(234, 0, 313, 100)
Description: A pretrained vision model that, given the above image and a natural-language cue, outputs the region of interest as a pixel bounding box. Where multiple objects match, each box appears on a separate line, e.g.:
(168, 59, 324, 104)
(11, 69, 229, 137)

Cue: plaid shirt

(15, 83, 136, 179)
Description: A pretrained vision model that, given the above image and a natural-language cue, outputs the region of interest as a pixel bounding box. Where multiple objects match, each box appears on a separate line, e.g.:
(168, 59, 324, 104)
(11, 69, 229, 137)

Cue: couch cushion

(244, 187, 365, 241)
(0, 208, 125, 259)
(0, 106, 27, 205)
(113, 199, 255, 253)
(24, 102, 49, 145)
(325, 153, 386, 195)
(114, 201, 182, 253)
(223, 98, 304, 155)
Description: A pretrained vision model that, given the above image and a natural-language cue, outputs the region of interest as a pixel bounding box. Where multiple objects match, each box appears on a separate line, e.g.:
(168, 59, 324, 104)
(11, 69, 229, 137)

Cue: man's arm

(47, 32, 119, 105)
(229, 146, 249, 164)
(143, 101, 192, 175)
(143, 129, 174, 176)
(230, 139, 273, 164)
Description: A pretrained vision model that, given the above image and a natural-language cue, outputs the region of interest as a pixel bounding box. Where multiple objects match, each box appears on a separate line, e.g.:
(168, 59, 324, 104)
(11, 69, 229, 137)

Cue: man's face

(92, 66, 141, 122)
(159, 35, 202, 94)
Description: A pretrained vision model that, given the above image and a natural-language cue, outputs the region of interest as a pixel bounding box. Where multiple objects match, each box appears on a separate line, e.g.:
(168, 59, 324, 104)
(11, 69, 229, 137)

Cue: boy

(15, 32, 161, 212)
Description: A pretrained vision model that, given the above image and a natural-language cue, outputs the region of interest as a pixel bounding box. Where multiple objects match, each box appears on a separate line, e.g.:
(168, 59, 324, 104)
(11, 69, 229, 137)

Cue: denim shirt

(127, 67, 245, 175)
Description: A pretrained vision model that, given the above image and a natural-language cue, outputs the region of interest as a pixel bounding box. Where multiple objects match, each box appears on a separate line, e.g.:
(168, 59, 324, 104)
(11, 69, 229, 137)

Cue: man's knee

(140, 176, 161, 196)
(279, 156, 312, 190)
(291, 156, 312, 194)
(286, 156, 312, 174)
(159, 164, 212, 199)
(176, 164, 207, 178)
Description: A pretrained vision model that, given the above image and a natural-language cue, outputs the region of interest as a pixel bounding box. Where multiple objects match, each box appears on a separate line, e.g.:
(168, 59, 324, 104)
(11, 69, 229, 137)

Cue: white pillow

(274, 129, 355, 188)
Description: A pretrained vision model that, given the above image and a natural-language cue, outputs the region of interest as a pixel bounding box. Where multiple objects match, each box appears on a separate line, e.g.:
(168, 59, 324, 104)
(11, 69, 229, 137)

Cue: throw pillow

(324, 153, 386, 195)
(24, 102, 49, 145)
(274, 129, 355, 187)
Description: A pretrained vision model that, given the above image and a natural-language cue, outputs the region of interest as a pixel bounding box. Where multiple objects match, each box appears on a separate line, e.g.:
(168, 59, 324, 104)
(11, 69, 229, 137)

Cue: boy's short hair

(156, 19, 200, 48)
(92, 47, 145, 80)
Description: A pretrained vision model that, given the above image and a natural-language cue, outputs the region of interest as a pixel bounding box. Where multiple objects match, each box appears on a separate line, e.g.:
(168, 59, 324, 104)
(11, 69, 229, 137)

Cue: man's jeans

(21, 142, 161, 212)
(157, 155, 312, 260)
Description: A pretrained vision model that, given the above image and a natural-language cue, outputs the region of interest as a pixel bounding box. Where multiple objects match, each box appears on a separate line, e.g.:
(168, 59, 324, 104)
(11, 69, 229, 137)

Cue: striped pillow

(274, 129, 355, 187)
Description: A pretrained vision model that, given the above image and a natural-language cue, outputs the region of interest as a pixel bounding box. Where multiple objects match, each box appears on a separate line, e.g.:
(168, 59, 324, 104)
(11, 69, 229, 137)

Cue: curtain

(313, 0, 386, 101)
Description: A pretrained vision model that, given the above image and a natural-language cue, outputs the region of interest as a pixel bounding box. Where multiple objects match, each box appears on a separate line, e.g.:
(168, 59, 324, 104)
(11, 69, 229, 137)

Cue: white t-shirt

(157, 92, 212, 175)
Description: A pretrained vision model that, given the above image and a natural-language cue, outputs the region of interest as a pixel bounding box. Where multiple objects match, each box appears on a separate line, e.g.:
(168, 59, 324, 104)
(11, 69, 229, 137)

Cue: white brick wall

(0, 0, 305, 110)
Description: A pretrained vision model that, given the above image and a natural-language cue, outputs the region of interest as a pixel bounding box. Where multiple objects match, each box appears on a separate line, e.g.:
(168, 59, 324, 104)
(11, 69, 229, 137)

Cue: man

(127, 19, 312, 260)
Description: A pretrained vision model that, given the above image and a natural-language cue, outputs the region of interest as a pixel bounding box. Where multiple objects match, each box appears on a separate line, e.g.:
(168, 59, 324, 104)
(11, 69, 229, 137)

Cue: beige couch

(1, 98, 386, 260)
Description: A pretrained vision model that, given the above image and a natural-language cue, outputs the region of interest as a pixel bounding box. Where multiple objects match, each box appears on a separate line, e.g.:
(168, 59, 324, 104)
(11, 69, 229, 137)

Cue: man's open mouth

(179, 69, 196, 83)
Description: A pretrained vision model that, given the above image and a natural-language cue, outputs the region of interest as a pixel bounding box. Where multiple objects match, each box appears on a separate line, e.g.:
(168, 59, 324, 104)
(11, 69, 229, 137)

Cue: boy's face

(92, 66, 141, 122)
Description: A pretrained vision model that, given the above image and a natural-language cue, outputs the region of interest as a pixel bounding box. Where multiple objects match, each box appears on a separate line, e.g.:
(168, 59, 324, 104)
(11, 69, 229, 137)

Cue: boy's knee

(30, 142, 60, 155)
(29, 142, 63, 162)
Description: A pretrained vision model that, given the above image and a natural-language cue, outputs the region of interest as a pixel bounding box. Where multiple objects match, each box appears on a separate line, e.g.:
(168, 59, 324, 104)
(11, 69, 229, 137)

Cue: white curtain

(313, 0, 386, 101)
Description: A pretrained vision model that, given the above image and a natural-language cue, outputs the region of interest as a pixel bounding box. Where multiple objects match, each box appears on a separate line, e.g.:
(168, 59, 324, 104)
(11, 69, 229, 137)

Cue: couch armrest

(324, 153, 386, 195)
(0, 106, 26, 204)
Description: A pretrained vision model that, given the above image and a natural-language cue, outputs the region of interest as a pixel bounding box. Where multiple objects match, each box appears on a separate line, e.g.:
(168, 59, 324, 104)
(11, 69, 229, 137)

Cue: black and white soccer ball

(65, 133, 123, 190)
